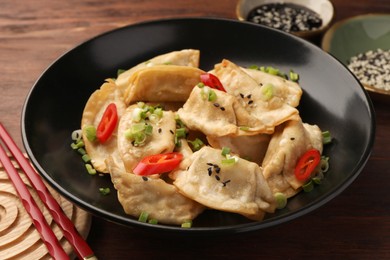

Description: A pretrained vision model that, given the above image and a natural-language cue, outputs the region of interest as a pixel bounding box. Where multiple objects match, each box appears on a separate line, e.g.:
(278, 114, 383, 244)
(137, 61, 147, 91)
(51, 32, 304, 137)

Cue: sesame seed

(220, 107, 225, 111)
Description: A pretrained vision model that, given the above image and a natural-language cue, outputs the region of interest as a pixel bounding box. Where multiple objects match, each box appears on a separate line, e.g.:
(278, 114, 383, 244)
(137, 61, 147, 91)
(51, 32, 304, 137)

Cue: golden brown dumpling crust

(107, 157, 205, 225)
(262, 120, 323, 197)
(123, 65, 204, 105)
(81, 79, 127, 173)
(116, 49, 200, 92)
(117, 104, 176, 173)
(173, 146, 276, 220)
(213, 59, 300, 132)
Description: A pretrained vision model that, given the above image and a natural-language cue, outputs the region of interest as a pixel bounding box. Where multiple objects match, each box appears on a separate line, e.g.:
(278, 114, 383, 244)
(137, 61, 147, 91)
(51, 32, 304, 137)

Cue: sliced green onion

(188, 138, 204, 152)
(71, 129, 83, 142)
(221, 157, 237, 165)
(289, 70, 299, 82)
(319, 156, 330, 173)
(85, 164, 97, 175)
(239, 126, 250, 131)
(71, 140, 85, 150)
(117, 69, 126, 76)
(221, 147, 231, 156)
(144, 124, 153, 136)
(137, 101, 145, 108)
(322, 131, 332, 145)
(312, 172, 324, 184)
(197, 82, 205, 88)
(302, 180, 314, 192)
(83, 125, 97, 142)
(138, 211, 149, 223)
(260, 83, 274, 101)
(148, 218, 158, 225)
(274, 192, 287, 209)
(153, 107, 163, 118)
(77, 147, 86, 155)
(99, 187, 110, 195)
(266, 66, 280, 76)
(248, 65, 260, 70)
(81, 154, 91, 163)
(175, 128, 187, 138)
(181, 220, 192, 228)
(208, 89, 217, 102)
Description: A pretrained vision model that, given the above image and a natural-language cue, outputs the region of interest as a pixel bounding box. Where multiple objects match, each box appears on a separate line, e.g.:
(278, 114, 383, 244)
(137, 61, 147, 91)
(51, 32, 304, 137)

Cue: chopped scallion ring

(99, 187, 111, 195)
(181, 220, 192, 228)
(138, 211, 149, 223)
(274, 192, 287, 209)
(322, 131, 332, 145)
(221, 147, 231, 156)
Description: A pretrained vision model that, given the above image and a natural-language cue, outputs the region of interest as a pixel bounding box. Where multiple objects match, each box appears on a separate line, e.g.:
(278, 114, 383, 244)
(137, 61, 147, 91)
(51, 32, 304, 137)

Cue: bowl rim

(235, 0, 335, 38)
(21, 17, 376, 234)
(321, 13, 390, 96)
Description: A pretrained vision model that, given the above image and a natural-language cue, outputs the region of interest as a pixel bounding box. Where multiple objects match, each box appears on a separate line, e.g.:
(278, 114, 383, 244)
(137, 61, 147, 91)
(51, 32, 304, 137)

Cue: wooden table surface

(1, 0, 389, 259)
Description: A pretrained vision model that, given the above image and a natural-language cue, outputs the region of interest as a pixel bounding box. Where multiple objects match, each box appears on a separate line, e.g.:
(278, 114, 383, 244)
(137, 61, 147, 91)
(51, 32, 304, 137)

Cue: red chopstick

(0, 123, 97, 260)
(0, 138, 69, 259)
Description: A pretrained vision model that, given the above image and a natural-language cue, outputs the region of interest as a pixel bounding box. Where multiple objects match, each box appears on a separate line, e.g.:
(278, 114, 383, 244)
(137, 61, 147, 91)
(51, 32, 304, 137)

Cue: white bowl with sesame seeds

(322, 14, 390, 97)
(236, 0, 334, 39)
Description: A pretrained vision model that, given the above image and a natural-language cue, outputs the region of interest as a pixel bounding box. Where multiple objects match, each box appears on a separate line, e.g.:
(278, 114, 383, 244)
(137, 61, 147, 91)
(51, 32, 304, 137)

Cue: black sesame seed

(248, 100, 254, 105)
(208, 167, 213, 176)
(240, 93, 245, 98)
(170, 130, 174, 134)
(158, 128, 162, 133)
(213, 103, 220, 107)
(215, 166, 221, 174)
(220, 107, 225, 111)
(142, 176, 148, 181)
(215, 175, 220, 181)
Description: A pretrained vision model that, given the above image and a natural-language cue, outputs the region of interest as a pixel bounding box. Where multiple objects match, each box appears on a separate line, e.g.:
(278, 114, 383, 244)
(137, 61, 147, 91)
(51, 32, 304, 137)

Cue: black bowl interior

(22, 18, 375, 234)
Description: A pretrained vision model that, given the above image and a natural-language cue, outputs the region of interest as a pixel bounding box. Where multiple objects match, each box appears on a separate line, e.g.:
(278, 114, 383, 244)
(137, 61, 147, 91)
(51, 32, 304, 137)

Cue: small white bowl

(236, 0, 334, 39)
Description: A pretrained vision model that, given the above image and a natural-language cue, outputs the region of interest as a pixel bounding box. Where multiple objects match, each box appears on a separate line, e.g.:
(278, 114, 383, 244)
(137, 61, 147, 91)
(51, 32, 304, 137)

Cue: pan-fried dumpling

(262, 119, 323, 198)
(123, 65, 205, 105)
(173, 146, 276, 220)
(213, 59, 299, 131)
(243, 68, 302, 107)
(106, 157, 205, 225)
(207, 134, 271, 166)
(81, 79, 127, 173)
(117, 103, 176, 173)
(177, 85, 272, 137)
(177, 86, 240, 137)
(116, 49, 200, 93)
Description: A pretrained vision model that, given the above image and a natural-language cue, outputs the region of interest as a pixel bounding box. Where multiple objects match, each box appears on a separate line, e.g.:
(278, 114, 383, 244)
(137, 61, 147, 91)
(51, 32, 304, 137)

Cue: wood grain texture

(1, 0, 389, 259)
(0, 155, 91, 259)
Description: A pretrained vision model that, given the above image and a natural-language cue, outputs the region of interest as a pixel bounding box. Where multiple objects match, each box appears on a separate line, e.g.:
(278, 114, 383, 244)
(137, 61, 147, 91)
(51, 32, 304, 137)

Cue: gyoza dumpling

(243, 67, 302, 107)
(117, 103, 176, 173)
(116, 49, 200, 93)
(262, 119, 323, 198)
(207, 134, 271, 166)
(173, 146, 276, 220)
(177, 85, 271, 137)
(124, 65, 204, 105)
(212, 59, 299, 131)
(81, 79, 127, 173)
(106, 156, 205, 225)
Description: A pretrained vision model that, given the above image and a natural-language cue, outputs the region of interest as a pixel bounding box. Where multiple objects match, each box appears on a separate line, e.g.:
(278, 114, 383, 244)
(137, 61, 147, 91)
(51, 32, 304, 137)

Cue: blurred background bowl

(322, 14, 390, 98)
(236, 0, 334, 39)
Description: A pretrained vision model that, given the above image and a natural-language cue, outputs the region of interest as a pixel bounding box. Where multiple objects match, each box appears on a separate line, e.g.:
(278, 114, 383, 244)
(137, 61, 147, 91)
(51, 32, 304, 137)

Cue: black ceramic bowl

(22, 18, 375, 234)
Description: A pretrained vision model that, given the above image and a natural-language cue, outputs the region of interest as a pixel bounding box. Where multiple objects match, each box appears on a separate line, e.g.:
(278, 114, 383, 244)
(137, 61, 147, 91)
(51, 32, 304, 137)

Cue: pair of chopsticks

(0, 123, 97, 260)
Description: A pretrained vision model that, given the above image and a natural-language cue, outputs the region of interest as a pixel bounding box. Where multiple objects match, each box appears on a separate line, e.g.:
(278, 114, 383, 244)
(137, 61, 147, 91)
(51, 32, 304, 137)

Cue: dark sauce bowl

(236, 0, 334, 40)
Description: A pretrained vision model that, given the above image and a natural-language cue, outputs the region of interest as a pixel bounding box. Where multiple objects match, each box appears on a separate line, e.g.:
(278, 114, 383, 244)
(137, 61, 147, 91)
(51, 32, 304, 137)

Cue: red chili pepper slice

(96, 103, 118, 143)
(133, 152, 183, 176)
(200, 73, 226, 92)
(294, 149, 321, 181)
